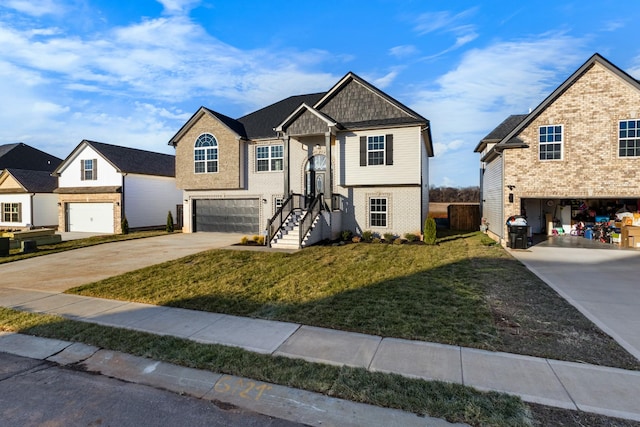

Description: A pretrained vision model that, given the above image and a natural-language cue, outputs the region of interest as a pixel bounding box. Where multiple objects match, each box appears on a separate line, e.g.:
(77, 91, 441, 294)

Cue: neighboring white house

(169, 72, 434, 248)
(53, 140, 182, 234)
(0, 169, 59, 229)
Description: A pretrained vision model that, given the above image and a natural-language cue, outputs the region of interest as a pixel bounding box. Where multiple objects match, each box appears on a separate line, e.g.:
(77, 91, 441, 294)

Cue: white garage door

(68, 202, 114, 233)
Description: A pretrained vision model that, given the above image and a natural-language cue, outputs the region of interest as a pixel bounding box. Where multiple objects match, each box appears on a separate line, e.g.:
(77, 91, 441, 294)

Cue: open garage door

(193, 199, 259, 233)
(68, 202, 114, 233)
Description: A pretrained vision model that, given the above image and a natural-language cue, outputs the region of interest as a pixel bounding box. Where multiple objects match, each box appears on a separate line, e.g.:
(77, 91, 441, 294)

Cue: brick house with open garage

(168, 72, 434, 248)
(475, 53, 640, 248)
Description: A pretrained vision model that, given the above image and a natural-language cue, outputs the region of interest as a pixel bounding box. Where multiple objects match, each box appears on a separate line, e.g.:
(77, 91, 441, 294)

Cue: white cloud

(413, 8, 479, 56)
(156, 0, 202, 15)
(413, 34, 587, 186)
(389, 45, 419, 58)
(3, 0, 64, 17)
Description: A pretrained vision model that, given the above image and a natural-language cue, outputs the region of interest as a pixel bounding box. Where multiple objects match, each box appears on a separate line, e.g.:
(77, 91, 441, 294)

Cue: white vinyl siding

(58, 146, 122, 188)
(32, 194, 58, 227)
(123, 174, 183, 229)
(343, 126, 422, 186)
(482, 158, 504, 238)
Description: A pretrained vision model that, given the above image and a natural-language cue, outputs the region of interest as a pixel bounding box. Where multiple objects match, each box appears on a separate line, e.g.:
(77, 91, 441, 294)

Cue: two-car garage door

(68, 202, 114, 233)
(193, 199, 259, 233)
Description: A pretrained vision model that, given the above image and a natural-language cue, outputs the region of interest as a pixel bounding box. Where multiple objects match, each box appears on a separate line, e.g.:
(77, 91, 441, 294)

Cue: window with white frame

(1, 202, 21, 223)
(256, 145, 284, 171)
(81, 159, 97, 180)
(367, 135, 385, 165)
(539, 125, 563, 160)
(194, 133, 218, 173)
(274, 197, 284, 213)
(369, 197, 387, 227)
(619, 120, 640, 157)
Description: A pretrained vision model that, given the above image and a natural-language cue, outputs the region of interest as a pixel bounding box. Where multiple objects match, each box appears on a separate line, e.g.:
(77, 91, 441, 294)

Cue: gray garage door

(193, 199, 259, 233)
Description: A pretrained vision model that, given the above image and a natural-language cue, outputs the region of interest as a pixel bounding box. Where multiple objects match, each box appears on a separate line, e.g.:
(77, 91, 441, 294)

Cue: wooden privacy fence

(447, 204, 480, 231)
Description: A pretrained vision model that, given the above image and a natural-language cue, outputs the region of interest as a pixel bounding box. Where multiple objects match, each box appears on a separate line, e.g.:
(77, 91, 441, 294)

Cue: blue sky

(1, 0, 639, 187)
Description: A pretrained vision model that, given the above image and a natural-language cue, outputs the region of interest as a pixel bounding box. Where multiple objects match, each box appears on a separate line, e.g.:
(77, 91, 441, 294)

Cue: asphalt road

(0, 352, 304, 427)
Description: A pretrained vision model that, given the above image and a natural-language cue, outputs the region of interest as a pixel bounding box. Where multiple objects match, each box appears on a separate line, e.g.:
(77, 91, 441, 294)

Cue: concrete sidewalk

(2, 288, 640, 422)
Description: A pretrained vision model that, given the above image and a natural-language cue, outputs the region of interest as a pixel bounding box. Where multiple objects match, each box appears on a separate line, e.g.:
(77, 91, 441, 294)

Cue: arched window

(194, 133, 218, 173)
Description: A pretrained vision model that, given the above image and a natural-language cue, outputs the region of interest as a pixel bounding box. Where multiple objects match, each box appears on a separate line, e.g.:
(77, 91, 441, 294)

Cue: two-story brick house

(476, 53, 640, 244)
(169, 72, 434, 248)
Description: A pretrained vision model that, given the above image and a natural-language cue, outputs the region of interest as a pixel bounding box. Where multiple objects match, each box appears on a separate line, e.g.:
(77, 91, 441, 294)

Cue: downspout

(282, 134, 291, 196)
(30, 193, 35, 227)
(121, 173, 127, 229)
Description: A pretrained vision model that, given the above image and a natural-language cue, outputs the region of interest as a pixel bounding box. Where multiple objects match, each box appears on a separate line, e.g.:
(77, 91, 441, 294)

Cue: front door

(305, 155, 326, 198)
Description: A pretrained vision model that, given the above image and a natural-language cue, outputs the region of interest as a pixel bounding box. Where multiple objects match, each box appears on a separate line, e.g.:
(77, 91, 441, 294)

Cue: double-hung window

(194, 134, 218, 173)
(81, 159, 97, 180)
(1, 202, 21, 223)
(369, 198, 387, 227)
(256, 145, 284, 172)
(539, 125, 563, 160)
(367, 136, 385, 165)
(360, 134, 393, 166)
(619, 120, 640, 157)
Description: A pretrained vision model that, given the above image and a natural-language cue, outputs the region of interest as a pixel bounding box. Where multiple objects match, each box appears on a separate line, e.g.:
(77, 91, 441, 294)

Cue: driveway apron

(0, 233, 243, 292)
(509, 244, 640, 361)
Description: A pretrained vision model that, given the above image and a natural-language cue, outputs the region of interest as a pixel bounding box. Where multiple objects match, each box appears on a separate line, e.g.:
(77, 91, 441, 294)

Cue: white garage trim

(67, 202, 114, 233)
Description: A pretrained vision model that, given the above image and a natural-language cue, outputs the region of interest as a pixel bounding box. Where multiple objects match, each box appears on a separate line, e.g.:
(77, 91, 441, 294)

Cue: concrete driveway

(509, 243, 640, 361)
(0, 233, 244, 292)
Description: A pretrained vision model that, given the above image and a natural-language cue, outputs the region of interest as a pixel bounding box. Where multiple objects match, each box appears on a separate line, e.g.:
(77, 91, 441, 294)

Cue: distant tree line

(429, 186, 480, 203)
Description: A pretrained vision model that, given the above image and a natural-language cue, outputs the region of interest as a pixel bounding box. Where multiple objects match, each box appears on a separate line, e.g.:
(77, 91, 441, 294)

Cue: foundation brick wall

(503, 61, 640, 223)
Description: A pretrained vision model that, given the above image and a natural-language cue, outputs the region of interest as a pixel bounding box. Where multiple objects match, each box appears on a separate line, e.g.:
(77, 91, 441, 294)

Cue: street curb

(0, 332, 465, 427)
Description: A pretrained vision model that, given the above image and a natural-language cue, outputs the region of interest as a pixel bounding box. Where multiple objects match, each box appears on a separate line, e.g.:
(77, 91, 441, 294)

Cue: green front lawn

(68, 232, 640, 369)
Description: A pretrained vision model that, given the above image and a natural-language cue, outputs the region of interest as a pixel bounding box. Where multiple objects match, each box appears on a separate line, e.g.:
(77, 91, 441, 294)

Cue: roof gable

(0, 168, 57, 193)
(275, 103, 339, 135)
(55, 140, 175, 177)
(314, 72, 427, 128)
(0, 143, 62, 172)
(495, 53, 640, 150)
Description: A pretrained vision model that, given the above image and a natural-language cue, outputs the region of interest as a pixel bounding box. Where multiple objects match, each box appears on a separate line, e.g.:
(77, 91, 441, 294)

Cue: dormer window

(194, 133, 218, 173)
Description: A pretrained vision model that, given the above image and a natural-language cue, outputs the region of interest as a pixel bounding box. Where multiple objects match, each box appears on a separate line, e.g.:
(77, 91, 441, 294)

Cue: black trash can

(0, 237, 9, 257)
(508, 225, 529, 249)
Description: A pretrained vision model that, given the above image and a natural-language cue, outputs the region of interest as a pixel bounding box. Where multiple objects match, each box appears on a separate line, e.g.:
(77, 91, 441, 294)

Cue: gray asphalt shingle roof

(3, 168, 57, 193)
(236, 93, 326, 139)
(0, 143, 62, 172)
(84, 140, 175, 177)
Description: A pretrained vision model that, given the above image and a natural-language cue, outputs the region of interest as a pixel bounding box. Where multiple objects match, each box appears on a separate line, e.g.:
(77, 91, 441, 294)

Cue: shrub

(252, 235, 260, 243)
(361, 230, 373, 242)
(121, 216, 129, 235)
(423, 217, 437, 245)
(166, 211, 174, 233)
(352, 236, 361, 243)
(393, 238, 405, 245)
(383, 232, 396, 243)
(404, 232, 417, 242)
(372, 237, 382, 244)
(240, 236, 248, 245)
(341, 230, 353, 241)
(257, 236, 265, 245)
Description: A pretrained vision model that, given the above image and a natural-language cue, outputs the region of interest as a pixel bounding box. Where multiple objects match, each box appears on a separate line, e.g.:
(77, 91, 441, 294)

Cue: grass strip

(0, 307, 533, 427)
(0, 230, 175, 264)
